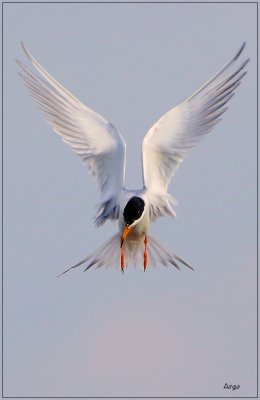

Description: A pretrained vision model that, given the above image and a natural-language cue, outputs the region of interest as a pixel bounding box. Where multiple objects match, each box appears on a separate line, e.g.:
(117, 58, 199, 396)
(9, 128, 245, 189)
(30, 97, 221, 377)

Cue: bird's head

(121, 196, 145, 243)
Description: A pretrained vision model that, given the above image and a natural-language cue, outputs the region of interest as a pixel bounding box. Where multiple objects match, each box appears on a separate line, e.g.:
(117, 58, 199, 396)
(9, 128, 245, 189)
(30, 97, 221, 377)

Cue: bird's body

(17, 42, 249, 274)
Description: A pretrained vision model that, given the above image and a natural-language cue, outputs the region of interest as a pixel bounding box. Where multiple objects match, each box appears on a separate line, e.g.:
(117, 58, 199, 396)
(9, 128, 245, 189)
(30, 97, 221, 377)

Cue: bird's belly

(127, 227, 144, 241)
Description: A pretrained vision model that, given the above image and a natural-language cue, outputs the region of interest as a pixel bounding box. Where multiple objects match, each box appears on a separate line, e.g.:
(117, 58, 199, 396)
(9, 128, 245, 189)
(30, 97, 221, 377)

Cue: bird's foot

(120, 240, 125, 273)
(144, 236, 148, 271)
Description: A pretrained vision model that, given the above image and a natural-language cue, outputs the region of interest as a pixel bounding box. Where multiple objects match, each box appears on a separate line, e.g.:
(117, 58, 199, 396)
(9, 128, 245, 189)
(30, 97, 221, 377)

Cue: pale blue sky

(3, 2, 257, 397)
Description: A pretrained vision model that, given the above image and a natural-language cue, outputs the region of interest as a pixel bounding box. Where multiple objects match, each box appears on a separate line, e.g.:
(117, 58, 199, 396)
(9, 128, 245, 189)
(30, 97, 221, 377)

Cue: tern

(17, 43, 249, 274)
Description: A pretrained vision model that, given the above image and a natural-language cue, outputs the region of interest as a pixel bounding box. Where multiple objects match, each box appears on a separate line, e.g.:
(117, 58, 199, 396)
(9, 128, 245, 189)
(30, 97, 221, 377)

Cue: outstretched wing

(17, 43, 126, 226)
(142, 43, 249, 193)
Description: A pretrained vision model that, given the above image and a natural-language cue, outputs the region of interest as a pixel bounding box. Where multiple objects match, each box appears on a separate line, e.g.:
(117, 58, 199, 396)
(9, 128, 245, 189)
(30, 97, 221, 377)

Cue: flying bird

(17, 43, 249, 274)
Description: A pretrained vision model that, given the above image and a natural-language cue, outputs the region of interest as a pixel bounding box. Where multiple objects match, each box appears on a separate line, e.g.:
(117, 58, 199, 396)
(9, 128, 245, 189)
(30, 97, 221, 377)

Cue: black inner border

(1, 1, 258, 399)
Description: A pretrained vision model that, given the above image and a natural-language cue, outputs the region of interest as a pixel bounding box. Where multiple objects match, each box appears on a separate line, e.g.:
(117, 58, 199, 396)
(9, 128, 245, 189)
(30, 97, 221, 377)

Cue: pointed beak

(121, 226, 131, 247)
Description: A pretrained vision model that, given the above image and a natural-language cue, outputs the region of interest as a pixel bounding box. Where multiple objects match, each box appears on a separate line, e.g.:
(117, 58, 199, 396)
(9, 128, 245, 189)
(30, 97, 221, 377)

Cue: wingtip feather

(234, 42, 246, 61)
(21, 41, 32, 61)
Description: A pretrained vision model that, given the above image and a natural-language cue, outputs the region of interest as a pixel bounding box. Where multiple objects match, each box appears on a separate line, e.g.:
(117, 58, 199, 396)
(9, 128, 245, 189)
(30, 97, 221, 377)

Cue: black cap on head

(123, 196, 145, 227)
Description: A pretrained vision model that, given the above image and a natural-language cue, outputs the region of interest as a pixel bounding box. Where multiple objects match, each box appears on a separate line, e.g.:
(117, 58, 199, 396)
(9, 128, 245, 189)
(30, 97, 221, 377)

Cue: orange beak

(121, 226, 131, 247)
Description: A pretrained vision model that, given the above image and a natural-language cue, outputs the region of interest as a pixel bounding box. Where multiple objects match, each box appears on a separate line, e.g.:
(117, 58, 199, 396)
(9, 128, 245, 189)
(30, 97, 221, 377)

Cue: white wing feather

(17, 43, 126, 226)
(142, 43, 249, 194)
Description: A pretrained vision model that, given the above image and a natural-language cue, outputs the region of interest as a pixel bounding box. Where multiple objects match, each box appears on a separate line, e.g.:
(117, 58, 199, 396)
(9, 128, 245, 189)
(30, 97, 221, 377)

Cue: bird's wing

(17, 43, 126, 226)
(142, 43, 249, 194)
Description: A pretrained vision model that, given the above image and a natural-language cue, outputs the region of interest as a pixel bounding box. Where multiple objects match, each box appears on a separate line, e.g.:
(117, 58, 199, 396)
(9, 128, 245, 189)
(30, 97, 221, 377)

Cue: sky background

(3, 2, 257, 398)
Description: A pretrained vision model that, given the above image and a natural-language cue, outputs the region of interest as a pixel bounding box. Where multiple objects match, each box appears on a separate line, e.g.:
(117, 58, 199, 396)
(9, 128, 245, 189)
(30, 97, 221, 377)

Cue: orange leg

(144, 236, 148, 271)
(120, 240, 125, 273)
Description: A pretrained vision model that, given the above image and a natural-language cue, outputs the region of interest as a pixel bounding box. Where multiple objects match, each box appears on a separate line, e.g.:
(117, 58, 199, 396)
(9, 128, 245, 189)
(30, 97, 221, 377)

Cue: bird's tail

(57, 233, 194, 276)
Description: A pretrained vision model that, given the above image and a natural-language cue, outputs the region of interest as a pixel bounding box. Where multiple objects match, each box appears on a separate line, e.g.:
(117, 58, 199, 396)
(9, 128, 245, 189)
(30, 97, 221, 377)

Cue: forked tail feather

(57, 233, 194, 276)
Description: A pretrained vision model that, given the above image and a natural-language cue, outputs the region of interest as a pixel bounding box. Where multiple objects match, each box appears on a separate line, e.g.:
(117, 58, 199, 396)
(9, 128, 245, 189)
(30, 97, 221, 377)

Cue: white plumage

(17, 42, 249, 273)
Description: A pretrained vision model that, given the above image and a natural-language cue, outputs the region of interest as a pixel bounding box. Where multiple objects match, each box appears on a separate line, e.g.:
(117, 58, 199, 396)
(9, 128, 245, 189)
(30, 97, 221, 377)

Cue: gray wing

(17, 43, 126, 226)
(142, 43, 249, 194)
